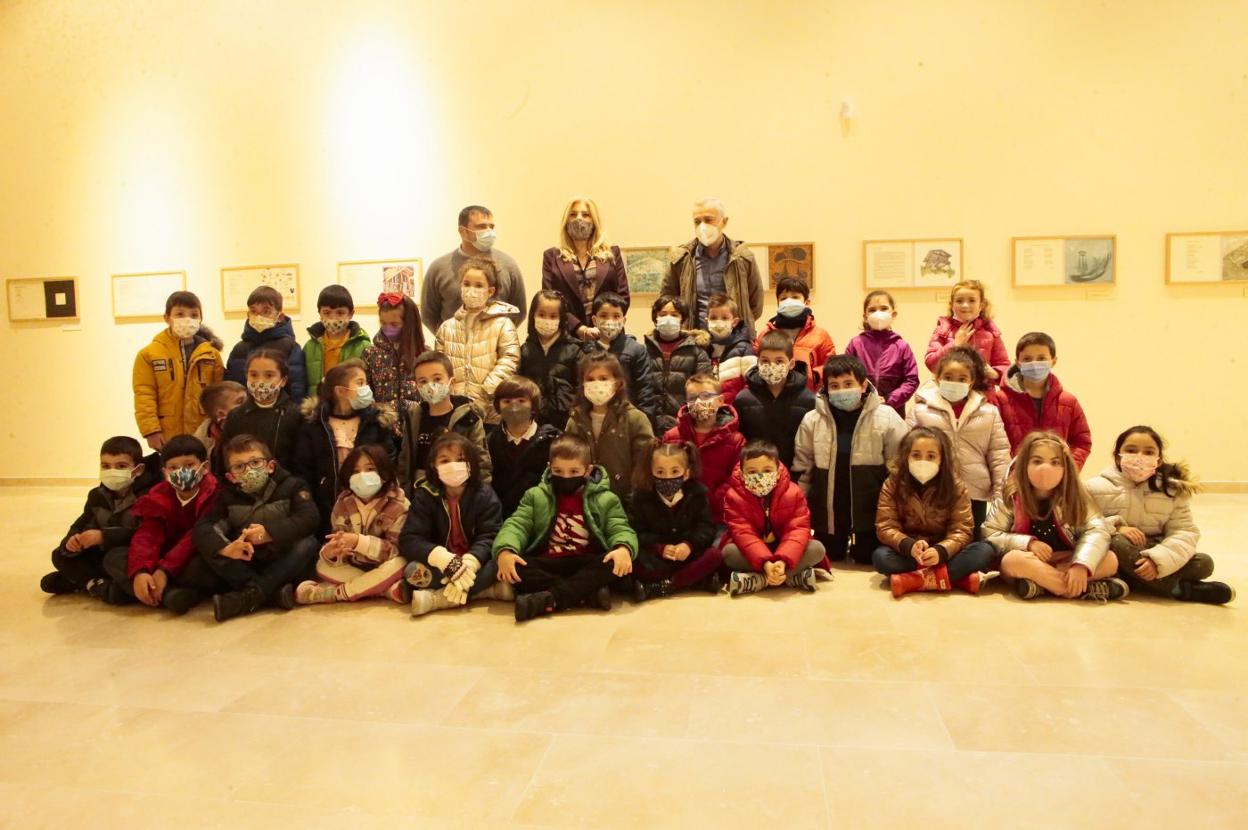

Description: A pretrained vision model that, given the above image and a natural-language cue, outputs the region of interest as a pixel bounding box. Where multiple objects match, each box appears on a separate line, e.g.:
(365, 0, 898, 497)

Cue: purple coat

(845, 330, 920, 416)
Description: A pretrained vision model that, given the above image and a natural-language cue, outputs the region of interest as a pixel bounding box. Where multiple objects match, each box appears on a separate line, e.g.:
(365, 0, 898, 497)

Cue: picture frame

(111, 270, 186, 321)
(756, 242, 816, 292)
(621, 246, 670, 297)
(1166, 231, 1248, 284)
(863, 238, 964, 289)
(336, 258, 423, 310)
(6, 276, 79, 322)
(221, 264, 300, 314)
(1012, 236, 1116, 287)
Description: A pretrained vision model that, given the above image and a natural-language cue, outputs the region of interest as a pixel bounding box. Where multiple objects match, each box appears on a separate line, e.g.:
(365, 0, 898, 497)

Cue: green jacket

(304, 321, 371, 391)
(491, 465, 638, 560)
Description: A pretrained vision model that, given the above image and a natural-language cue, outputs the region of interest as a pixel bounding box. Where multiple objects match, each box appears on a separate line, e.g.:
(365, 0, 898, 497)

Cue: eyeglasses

(228, 458, 270, 476)
(686, 392, 721, 404)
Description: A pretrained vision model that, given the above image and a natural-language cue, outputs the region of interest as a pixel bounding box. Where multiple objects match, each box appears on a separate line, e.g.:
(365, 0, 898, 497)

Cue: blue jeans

(872, 541, 995, 582)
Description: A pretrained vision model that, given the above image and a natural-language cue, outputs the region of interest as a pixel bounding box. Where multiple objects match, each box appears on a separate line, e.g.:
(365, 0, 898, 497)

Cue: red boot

(890, 565, 951, 599)
(953, 572, 981, 594)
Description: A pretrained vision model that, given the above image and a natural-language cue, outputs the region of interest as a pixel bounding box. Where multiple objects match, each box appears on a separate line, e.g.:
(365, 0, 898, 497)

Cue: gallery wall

(1, 0, 1246, 482)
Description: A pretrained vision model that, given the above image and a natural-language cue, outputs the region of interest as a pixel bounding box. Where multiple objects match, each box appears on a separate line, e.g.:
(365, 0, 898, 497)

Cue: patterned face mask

(743, 470, 779, 498)
(321, 317, 350, 335)
(248, 379, 282, 403)
(167, 464, 205, 492)
(689, 396, 720, 423)
(758, 362, 789, 385)
(236, 465, 271, 495)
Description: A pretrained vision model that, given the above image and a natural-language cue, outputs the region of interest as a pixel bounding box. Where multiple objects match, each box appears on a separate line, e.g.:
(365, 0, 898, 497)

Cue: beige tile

(513, 734, 828, 828)
(1004, 635, 1247, 691)
(1102, 757, 1248, 828)
(931, 682, 1231, 760)
(804, 629, 1036, 684)
(596, 627, 809, 677)
(1167, 688, 1248, 759)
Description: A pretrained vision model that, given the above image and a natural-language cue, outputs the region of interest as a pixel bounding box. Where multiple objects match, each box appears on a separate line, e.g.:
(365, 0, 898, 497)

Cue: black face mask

(551, 474, 585, 497)
(654, 476, 685, 501)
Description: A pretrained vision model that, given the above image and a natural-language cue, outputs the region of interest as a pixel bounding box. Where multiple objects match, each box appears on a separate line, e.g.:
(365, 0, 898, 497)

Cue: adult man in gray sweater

(422, 204, 526, 334)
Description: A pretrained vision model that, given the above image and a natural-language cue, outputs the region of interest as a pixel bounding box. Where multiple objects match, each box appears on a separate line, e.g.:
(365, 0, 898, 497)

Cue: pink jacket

(925, 316, 1009, 385)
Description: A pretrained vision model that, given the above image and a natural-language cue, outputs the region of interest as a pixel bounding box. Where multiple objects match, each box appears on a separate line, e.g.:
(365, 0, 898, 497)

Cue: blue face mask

(1019, 361, 1052, 383)
(350, 384, 375, 410)
(827, 387, 863, 411)
(778, 298, 806, 318)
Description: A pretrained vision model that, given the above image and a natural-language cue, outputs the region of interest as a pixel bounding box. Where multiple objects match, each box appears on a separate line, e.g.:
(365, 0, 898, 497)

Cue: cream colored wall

(2, 0, 1246, 481)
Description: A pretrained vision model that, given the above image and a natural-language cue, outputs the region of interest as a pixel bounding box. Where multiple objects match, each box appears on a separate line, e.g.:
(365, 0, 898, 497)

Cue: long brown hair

(1006, 432, 1089, 526)
(378, 294, 426, 376)
(337, 444, 398, 497)
(318, 359, 367, 408)
(575, 351, 630, 410)
(888, 427, 958, 509)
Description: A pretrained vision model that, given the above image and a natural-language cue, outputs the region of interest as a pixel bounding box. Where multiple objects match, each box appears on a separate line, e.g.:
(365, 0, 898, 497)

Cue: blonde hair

(946, 279, 993, 320)
(1005, 432, 1089, 527)
(558, 197, 615, 262)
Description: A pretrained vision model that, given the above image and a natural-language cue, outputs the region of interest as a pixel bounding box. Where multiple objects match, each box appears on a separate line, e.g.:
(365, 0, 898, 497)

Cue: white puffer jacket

(1085, 465, 1199, 578)
(435, 300, 521, 425)
(907, 383, 1010, 502)
(982, 492, 1112, 573)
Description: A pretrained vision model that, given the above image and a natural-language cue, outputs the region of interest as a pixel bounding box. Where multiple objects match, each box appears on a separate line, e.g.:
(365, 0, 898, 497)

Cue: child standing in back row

(925, 280, 1009, 387)
(844, 290, 919, 417)
(754, 277, 835, 391)
(224, 285, 308, 400)
(304, 285, 371, 392)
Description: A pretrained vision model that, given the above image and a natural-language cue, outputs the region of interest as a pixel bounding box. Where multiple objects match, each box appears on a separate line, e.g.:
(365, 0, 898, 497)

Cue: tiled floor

(3, 485, 1245, 828)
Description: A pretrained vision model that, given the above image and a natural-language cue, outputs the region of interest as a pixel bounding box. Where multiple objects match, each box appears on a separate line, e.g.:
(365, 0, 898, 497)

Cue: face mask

(584, 380, 616, 406)
(321, 318, 350, 335)
(349, 471, 383, 501)
(248, 379, 281, 403)
(777, 298, 806, 318)
(908, 459, 940, 484)
(1028, 464, 1065, 493)
(654, 476, 685, 502)
(707, 320, 733, 339)
(236, 465, 271, 495)
(167, 465, 204, 492)
(758, 362, 789, 385)
(100, 468, 135, 492)
(596, 319, 623, 340)
(551, 473, 584, 497)
(500, 402, 532, 428)
(534, 317, 560, 338)
(249, 314, 277, 333)
(655, 316, 681, 339)
(381, 323, 402, 340)
(1119, 452, 1161, 483)
(566, 217, 593, 241)
(437, 461, 471, 488)
(938, 380, 970, 403)
(827, 387, 862, 411)
(1019, 361, 1052, 383)
(696, 221, 721, 247)
(170, 317, 201, 339)
(867, 310, 893, 331)
(419, 382, 450, 405)
(689, 397, 720, 423)
(461, 286, 488, 310)
(350, 384, 374, 410)
(470, 228, 496, 253)
(743, 470, 779, 498)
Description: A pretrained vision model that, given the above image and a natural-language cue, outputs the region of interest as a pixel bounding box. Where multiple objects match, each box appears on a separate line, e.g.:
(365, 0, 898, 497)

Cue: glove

(442, 581, 468, 606)
(450, 554, 480, 592)
(428, 546, 454, 574)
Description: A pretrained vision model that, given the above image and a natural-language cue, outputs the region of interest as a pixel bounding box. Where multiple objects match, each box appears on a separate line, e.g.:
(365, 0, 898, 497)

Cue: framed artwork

(863, 238, 963, 289)
(111, 271, 185, 321)
(337, 258, 423, 309)
(221, 264, 300, 314)
(621, 246, 669, 297)
(761, 242, 816, 291)
(1012, 236, 1115, 286)
(6, 276, 78, 322)
(1166, 231, 1248, 283)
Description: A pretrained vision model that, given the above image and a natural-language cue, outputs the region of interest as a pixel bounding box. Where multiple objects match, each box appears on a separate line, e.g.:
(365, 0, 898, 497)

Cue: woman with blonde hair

(541, 197, 629, 339)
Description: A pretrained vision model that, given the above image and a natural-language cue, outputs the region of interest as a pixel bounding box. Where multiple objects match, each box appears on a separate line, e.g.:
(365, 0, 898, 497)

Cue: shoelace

(1081, 581, 1111, 603)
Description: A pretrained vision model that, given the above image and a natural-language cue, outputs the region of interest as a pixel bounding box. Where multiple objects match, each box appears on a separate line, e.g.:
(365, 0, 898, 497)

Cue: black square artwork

(43, 279, 76, 318)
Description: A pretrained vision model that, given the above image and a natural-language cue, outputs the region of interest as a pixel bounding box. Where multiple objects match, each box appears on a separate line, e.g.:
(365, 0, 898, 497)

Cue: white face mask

(655, 316, 681, 338)
(461, 286, 488, 310)
(437, 461, 471, 488)
(534, 317, 560, 337)
(170, 317, 201, 339)
(758, 362, 789, 385)
(867, 310, 893, 331)
(584, 380, 616, 406)
(938, 380, 970, 403)
(707, 319, 733, 339)
(100, 468, 135, 492)
(908, 459, 940, 484)
(248, 314, 277, 333)
(349, 471, 383, 501)
(696, 221, 721, 247)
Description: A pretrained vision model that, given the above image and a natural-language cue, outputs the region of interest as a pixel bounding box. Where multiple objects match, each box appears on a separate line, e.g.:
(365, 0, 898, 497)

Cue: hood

(646, 329, 711, 350)
(242, 315, 298, 344)
(857, 328, 903, 346)
(155, 326, 224, 353)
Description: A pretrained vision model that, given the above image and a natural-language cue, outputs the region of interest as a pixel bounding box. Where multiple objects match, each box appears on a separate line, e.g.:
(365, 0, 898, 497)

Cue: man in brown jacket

(661, 198, 764, 336)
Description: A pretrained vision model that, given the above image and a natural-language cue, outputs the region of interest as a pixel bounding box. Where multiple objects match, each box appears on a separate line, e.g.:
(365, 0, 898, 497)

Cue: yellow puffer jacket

(434, 300, 521, 424)
(132, 328, 225, 439)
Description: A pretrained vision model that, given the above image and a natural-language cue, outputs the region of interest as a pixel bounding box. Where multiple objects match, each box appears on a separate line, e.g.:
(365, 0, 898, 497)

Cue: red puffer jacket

(127, 475, 219, 578)
(925, 316, 1010, 385)
(663, 405, 745, 523)
(721, 463, 812, 570)
(990, 371, 1093, 469)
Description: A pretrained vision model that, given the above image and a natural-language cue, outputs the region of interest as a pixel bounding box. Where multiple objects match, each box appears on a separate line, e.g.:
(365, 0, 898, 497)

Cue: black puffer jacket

(59, 452, 163, 551)
(221, 392, 303, 474)
(518, 334, 587, 429)
(192, 465, 319, 556)
(645, 330, 712, 433)
(399, 479, 503, 568)
(486, 422, 562, 517)
(626, 480, 717, 555)
(293, 398, 400, 526)
(733, 365, 816, 469)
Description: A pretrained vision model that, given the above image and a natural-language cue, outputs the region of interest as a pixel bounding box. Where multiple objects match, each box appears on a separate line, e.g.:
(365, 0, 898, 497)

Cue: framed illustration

(1012, 236, 1116, 286)
(621, 246, 670, 297)
(6, 276, 78, 322)
(863, 238, 963, 289)
(111, 271, 186, 321)
(221, 264, 300, 314)
(1166, 231, 1248, 283)
(757, 242, 816, 292)
(337, 258, 423, 309)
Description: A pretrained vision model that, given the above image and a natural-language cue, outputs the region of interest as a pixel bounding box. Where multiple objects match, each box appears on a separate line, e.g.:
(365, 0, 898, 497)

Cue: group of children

(40, 267, 1234, 624)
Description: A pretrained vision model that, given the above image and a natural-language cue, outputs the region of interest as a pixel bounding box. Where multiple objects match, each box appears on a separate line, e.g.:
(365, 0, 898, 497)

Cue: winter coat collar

(241, 315, 298, 345)
(915, 382, 988, 422)
(813, 382, 883, 421)
(453, 300, 520, 322)
(306, 319, 367, 342)
(672, 404, 740, 442)
(645, 329, 711, 350)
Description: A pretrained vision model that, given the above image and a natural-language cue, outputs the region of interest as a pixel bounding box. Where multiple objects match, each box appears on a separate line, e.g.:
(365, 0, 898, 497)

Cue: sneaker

(514, 590, 555, 622)
(411, 589, 456, 617)
(295, 581, 338, 605)
(162, 587, 200, 616)
(632, 579, 673, 603)
(87, 578, 132, 606)
(728, 571, 765, 596)
(40, 571, 77, 595)
(1080, 577, 1130, 603)
(592, 585, 612, 611)
(785, 567, 818, 593)
(1174, 580, 1235, 605)
(1013, 578, 1043, 601)
(213, 584, 265, 623)
(385, 580, 411, 604)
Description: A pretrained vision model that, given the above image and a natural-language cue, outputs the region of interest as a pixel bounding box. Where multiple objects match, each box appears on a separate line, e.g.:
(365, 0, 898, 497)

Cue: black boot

(264, 583, 296, 611)
(162, 587, 200, 616)
(701, 572, 722, 595)
(40, 571, 76, 595)
(632, 579, 674, 602)
(514, 590, 555, 622)
(213, 584, 266, 623)
(87, 578, 132, 605)
(592, 585, 613, 611)
(1174, 580, 1236, 605)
